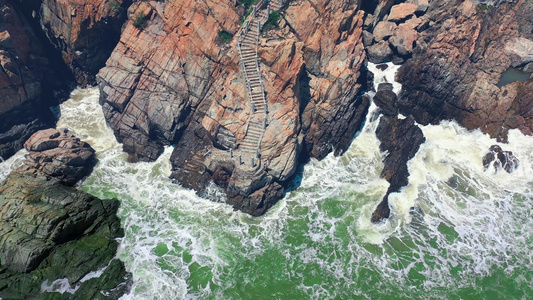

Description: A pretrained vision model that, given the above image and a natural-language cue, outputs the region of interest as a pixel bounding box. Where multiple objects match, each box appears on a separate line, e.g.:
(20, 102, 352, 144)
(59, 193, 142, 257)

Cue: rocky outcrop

(483, 145, 519, 173)
(14, 0, 130, 86)
(397, 0, 533, 142)
(372, 114, 425, 223)
(364, 0, 429, 63)
(97, 0, 369, 216)
(18, 128, 96, 185)
(0, 0, 72, 160)
(0, 129, 130, 299)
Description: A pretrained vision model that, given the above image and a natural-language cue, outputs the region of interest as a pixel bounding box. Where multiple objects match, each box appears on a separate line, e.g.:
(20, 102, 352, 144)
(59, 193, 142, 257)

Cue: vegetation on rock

(133, 11, 147, 29)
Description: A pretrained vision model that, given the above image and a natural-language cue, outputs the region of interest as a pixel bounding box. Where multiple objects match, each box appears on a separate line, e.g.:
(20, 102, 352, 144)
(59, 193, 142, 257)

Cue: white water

(1, 64, 532, 298)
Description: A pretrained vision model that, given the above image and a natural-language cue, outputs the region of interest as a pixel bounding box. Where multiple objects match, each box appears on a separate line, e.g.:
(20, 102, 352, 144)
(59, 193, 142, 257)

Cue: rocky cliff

(14, 0, 130, 86)
(0, 129, 130, 299)
(0, 0, 72, 160)
(397, 0, 533, 141)
(1, 0, 130, 160)
(97, 0, 369, 216)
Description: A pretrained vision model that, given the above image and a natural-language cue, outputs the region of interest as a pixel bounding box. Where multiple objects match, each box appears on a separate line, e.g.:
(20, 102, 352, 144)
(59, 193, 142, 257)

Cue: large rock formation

(373, 114, 425, 223)
(0, 0, 72, 160)
(97, 0, 369, 216)
(14, 0, 130, 86)
(0, 129, 130, 299)
(397, 0, 533, 142)
(18, 128, 96, 185)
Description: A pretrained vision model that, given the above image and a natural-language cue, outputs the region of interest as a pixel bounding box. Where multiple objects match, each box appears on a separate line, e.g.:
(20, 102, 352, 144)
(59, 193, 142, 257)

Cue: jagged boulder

(482, 145, 519, 173)
(18, 128, 96, 186)
(374, 89, 398, 116)
(367, 40, 394, 63)
(372, 115, 425, 223)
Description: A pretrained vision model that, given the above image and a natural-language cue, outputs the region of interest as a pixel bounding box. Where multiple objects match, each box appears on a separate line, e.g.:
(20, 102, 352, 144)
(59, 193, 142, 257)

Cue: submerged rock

(482, 145, 519, 173)
(0, 129, 130, 299)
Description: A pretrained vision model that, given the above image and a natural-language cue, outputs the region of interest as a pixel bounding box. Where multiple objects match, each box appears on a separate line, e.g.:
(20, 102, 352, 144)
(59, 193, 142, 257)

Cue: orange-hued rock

(389, 23, 418, 55)
(387, 3, 418, 22)
(97, 0, 369, 215)
(398, 0, 533, 142)
(31, 0, 128, 85)
(373, 21, 397, 41)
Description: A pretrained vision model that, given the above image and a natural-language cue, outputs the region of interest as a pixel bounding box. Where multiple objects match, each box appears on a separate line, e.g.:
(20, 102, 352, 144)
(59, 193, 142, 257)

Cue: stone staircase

(234, 0, 288, 169)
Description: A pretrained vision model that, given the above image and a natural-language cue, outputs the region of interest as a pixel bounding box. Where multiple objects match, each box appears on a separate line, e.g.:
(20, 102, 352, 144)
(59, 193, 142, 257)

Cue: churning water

(1, 64, 532, 299)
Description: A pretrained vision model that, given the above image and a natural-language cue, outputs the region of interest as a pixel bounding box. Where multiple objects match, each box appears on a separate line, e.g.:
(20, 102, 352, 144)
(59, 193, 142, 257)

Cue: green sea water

(2, 64, 531, 299)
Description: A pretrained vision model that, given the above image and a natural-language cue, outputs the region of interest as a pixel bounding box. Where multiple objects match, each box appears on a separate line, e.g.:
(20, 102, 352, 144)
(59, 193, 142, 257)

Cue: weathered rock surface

(397, 0, 533, 141)
(18, 128, 96, 185)
(98, 0, 369, 216)
(482, 145, 519, 173)
(0, 129, 130, 299)
(387, 3, 418, 22)
(367, 40, 393, 63)
(373, 89, 398, 116)
(14, 0, 130, 86)
(364, 0, 426, 63)
(389, 23, 418, 56)
(372, 115, 425, 223)
(0, 0, 72, 160)
(373, 21, 396, 41)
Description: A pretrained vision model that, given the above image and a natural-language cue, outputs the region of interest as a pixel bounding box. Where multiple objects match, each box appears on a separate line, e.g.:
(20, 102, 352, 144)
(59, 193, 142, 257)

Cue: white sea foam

(25, 67, 532, 299)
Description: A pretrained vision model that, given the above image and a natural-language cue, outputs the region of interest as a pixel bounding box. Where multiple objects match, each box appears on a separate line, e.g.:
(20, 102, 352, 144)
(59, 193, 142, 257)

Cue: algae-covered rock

(0, 129, 130, 298)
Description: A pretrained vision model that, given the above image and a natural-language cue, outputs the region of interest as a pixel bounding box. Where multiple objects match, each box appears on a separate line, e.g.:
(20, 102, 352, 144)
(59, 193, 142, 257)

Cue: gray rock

(363, 30, 374, 46)
(18, 128, 96, 186)
(482, 145, 519, 173)
(367, 40, 394, 63)
(372, 115, 425, 223)
(374, 90, 398, 116)
(377, 83, 394, 91)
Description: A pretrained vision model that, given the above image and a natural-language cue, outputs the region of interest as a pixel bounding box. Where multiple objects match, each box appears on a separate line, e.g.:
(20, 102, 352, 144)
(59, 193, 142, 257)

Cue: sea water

(1, 64, 532, 299)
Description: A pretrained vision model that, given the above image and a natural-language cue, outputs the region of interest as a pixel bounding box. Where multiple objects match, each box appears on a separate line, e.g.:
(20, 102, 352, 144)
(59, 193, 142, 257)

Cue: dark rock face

(397, 0, 533, 141)
(483, 145, 519, 173)
(0, 129, 130, 299)
(0, 0, 72, 160)
(372, 115, 425, 223)
(98, 0, 370, 216)
(18, 128, 96, 185)
(14, 0, 130, 86)
(373, 89, 398, 116)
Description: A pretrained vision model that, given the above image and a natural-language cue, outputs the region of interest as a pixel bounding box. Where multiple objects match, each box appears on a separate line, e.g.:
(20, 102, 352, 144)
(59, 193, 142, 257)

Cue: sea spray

(0, 66, 531, 298)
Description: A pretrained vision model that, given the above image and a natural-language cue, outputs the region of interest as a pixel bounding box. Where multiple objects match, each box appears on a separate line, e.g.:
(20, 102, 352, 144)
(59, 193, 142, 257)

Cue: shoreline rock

(0, 0, 73, 161)
(373, 113, 425, 223)
(482, 145, 519, 173)
(397, 0, 533, 142)
(0, 129, 130, 299)
(97, 0, 369, 216)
